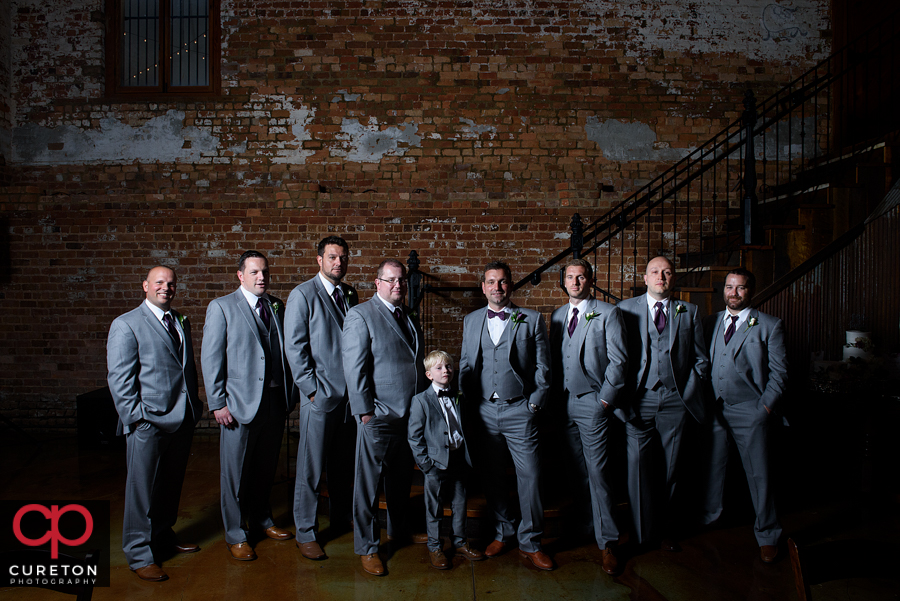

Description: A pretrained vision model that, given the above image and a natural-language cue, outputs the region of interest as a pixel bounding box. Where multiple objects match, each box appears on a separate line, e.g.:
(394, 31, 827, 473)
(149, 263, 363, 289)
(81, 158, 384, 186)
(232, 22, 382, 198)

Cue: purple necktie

(257, 299, 271, 329)
(162, 313, 182, 352)
(654, 302, 666, 333)
(567, 308, 579, 338)
(487, 309, 507, 320)
(333, 288, 346, 314)
(724, 315, 739, 345)
(394, 308, 413, 345)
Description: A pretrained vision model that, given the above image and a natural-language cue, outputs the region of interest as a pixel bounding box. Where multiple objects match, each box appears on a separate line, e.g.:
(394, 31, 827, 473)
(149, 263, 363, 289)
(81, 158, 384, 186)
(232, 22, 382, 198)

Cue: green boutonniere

(176, 314, 187, 328)
(454, 391, 463, 405)
(409, 310, 418, 320)
(743, 316, 758, 332)
(270, 302, 281, 315)
(674, 304, 687, 317)
(510, 311, 526, 325)
(584, 311, 599, 322)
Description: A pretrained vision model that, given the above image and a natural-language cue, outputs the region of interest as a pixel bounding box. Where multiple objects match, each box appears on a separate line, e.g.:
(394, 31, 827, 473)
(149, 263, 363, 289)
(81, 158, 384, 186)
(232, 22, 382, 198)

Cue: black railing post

(742, 89, 760, 245)
(560, 212, 584, 288)
(407, 250, 422, 309)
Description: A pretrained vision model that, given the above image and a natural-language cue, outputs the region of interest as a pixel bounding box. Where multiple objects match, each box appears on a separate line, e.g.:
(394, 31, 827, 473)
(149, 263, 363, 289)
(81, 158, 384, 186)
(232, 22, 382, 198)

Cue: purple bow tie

(487, 309, 508, 320)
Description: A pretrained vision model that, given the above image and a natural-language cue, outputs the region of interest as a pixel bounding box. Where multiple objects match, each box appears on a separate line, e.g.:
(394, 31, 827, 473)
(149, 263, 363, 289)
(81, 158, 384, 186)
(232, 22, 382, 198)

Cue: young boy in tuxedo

(407, 350, 485, 569)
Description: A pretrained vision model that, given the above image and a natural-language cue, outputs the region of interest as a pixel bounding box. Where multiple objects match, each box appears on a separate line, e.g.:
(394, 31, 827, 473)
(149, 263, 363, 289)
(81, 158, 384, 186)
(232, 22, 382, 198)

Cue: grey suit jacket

(407, 387, 472, 474)
(107, 302, 201, 434)
(458, 305, 551, 409)
(703, 309, 788, 412)
(285, 276, 358, 413)
(618, 294, 709, 422)
(550, 298, 629, 420)
(201, 289, 294, 424)
(341, 296, 427, 424)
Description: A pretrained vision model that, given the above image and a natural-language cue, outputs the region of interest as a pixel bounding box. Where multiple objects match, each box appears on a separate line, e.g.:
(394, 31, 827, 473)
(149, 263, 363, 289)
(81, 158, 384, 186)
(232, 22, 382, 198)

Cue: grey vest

(562, 324, 593, 396)
(645, 311, 676, 392)
(479, 321, 524, 401)
(710, 318, 751, 404)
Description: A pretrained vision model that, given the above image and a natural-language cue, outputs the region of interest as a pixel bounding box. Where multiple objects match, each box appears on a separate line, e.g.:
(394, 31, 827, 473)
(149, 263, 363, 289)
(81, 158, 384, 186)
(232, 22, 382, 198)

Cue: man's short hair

(483, 261, 512, 282)
(563, 258, 594, 279)
(317, 236, 349, 256)
(646, 255, 675, 272)
(238, 250, 267, 271)
(424, 350, 453, 372)
(376, 258, 406, 279)
(725, 267, 756, 291)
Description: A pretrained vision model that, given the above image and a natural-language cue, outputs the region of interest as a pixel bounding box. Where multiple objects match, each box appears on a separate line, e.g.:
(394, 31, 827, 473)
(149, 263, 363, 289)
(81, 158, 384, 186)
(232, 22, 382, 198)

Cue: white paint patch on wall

(585, 117, 690, 162)
(265, 95, 317, 165)
(331, 118, 422, 163)
(11, 110, 220, 164)
(459, 118, 498, 140)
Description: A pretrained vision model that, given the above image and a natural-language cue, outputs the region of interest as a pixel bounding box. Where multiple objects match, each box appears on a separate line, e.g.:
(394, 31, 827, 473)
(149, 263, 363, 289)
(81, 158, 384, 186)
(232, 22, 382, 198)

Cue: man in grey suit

(618, 255, 709, 550)
(549, 258, 628, 575)
(701, 268, 787, 563)
(285, 236, 358, 561)
(201, 251, 295, 562)
(107, 265, 202, 582)
(459, 261, 554, 571)
(342, 258, 427, 576)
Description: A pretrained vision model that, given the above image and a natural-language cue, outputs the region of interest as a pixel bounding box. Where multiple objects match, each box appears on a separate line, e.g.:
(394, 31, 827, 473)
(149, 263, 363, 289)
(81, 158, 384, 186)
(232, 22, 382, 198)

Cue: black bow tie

(487, 309, 507, 320)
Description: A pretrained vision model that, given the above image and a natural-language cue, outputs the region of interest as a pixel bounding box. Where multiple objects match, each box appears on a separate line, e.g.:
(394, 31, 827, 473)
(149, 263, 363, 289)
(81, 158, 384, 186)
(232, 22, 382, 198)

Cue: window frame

(105, 0, 221, 98)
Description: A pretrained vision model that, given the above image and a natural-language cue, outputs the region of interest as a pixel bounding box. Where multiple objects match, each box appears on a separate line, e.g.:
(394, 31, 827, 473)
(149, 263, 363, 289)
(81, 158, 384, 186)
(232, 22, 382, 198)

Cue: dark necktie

(162, 313, 182, 353)
(487, 309, 507, 320)
(257, 299, 270, 329)
(394, 308, 413, 345)
(724, 315, 739, 345)
(567, 307, 579, 338)
(332, 288, 346, 315)
(654, 302, 666, 334)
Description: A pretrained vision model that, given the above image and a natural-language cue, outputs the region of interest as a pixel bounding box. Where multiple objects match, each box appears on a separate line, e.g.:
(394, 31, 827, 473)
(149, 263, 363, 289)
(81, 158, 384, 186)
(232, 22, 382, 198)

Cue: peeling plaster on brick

(581, 0, 828, 61)
(585, 117, 689, 162)
(430, 265, 468, 274)
(13, 0, 105, 107)
(11, 110, 220, 164)
(258, 95, 316, 165)
(498, 88, 510, 95)
(331, 118, 422, 163)
(459, 118, 497, 140)
(331, 89, 361, 103)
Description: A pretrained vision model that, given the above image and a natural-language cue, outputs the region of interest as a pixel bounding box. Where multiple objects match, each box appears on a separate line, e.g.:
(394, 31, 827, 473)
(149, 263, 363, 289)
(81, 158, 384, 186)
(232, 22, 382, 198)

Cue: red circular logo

(13, 504, 94, 559)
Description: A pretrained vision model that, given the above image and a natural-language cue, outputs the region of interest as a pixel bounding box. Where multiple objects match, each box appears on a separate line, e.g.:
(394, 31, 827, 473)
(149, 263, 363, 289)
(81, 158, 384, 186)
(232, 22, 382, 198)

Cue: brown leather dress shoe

(133, 563, 168, 581)
(601, 547, 619, 575)
(412, 532, 429, 544)
(484, 540, 509, 557)
(760, 545, 779, 563)
(173, 541, 200, 554)
(456, 544, 486, 561)
(429, 549, 451, 570)
(226, 541, 257, 561)
(519, 549, 555, 571)
(298, 540, 327, 560)
(264, 526, 293, 540)
(360, 553, 385, 576)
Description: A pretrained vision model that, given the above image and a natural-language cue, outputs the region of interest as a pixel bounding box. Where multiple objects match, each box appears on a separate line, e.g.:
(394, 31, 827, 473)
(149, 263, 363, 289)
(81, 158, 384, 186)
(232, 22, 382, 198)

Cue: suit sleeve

(599, 307, 629, 406)
(759, 318, 788, 412)
(529, 314, 551, 408)
(200, 300, 228, 413)
(107, 318, 144, 427)
(341, 308, 375, 416)
(690, 305, 710, 381)
(407, 395, 435, 473)
(285, 287, 317, 399)
(458, 314, 473, 398)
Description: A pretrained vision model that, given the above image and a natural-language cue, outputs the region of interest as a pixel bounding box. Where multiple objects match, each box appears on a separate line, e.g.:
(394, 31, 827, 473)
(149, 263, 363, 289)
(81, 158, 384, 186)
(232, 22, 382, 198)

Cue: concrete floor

(0, 430, 897, 601)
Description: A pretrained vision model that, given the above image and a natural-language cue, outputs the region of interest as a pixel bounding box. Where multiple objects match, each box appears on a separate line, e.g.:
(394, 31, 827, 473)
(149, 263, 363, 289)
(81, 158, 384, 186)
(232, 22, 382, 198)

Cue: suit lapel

(638, 294, 651, 357)
(235, 289, 264, 350)
(141, 303, 180, 361)
(314, 277, 343, 328)
(376, 298, 413, 352)
(730, 309, 756, 356)
(710, 311, 725, 358)
(570, 299, 594, 352)
(668, 300, 681, 349)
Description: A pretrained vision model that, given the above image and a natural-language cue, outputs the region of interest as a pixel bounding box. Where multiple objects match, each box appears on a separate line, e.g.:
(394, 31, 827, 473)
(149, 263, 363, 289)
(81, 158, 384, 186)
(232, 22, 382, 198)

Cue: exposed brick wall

(1, 0, 830, 431)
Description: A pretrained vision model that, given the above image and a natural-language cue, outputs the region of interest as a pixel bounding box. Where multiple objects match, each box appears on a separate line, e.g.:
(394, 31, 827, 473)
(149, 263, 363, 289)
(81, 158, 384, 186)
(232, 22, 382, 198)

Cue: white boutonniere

(510, 311, 526, 325)
(176, 314, 187, 328)
(674, 304, 687, 316)
(744, 316, 758, 332)
(270, 302, 281, 315)
(584, 311, 599, 322)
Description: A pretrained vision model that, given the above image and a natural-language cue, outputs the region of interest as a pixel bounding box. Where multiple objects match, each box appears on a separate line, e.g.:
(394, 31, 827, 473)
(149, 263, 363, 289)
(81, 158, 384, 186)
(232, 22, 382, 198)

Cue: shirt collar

(317, 272, 337, 296)
(725, 307, 751, 326)
(144, 299, 170, 322)
(432, 383, 451, 396)
(646, 295, 670, 312)
(376, 292, 401, 313)
(239, 285, 269, 308)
